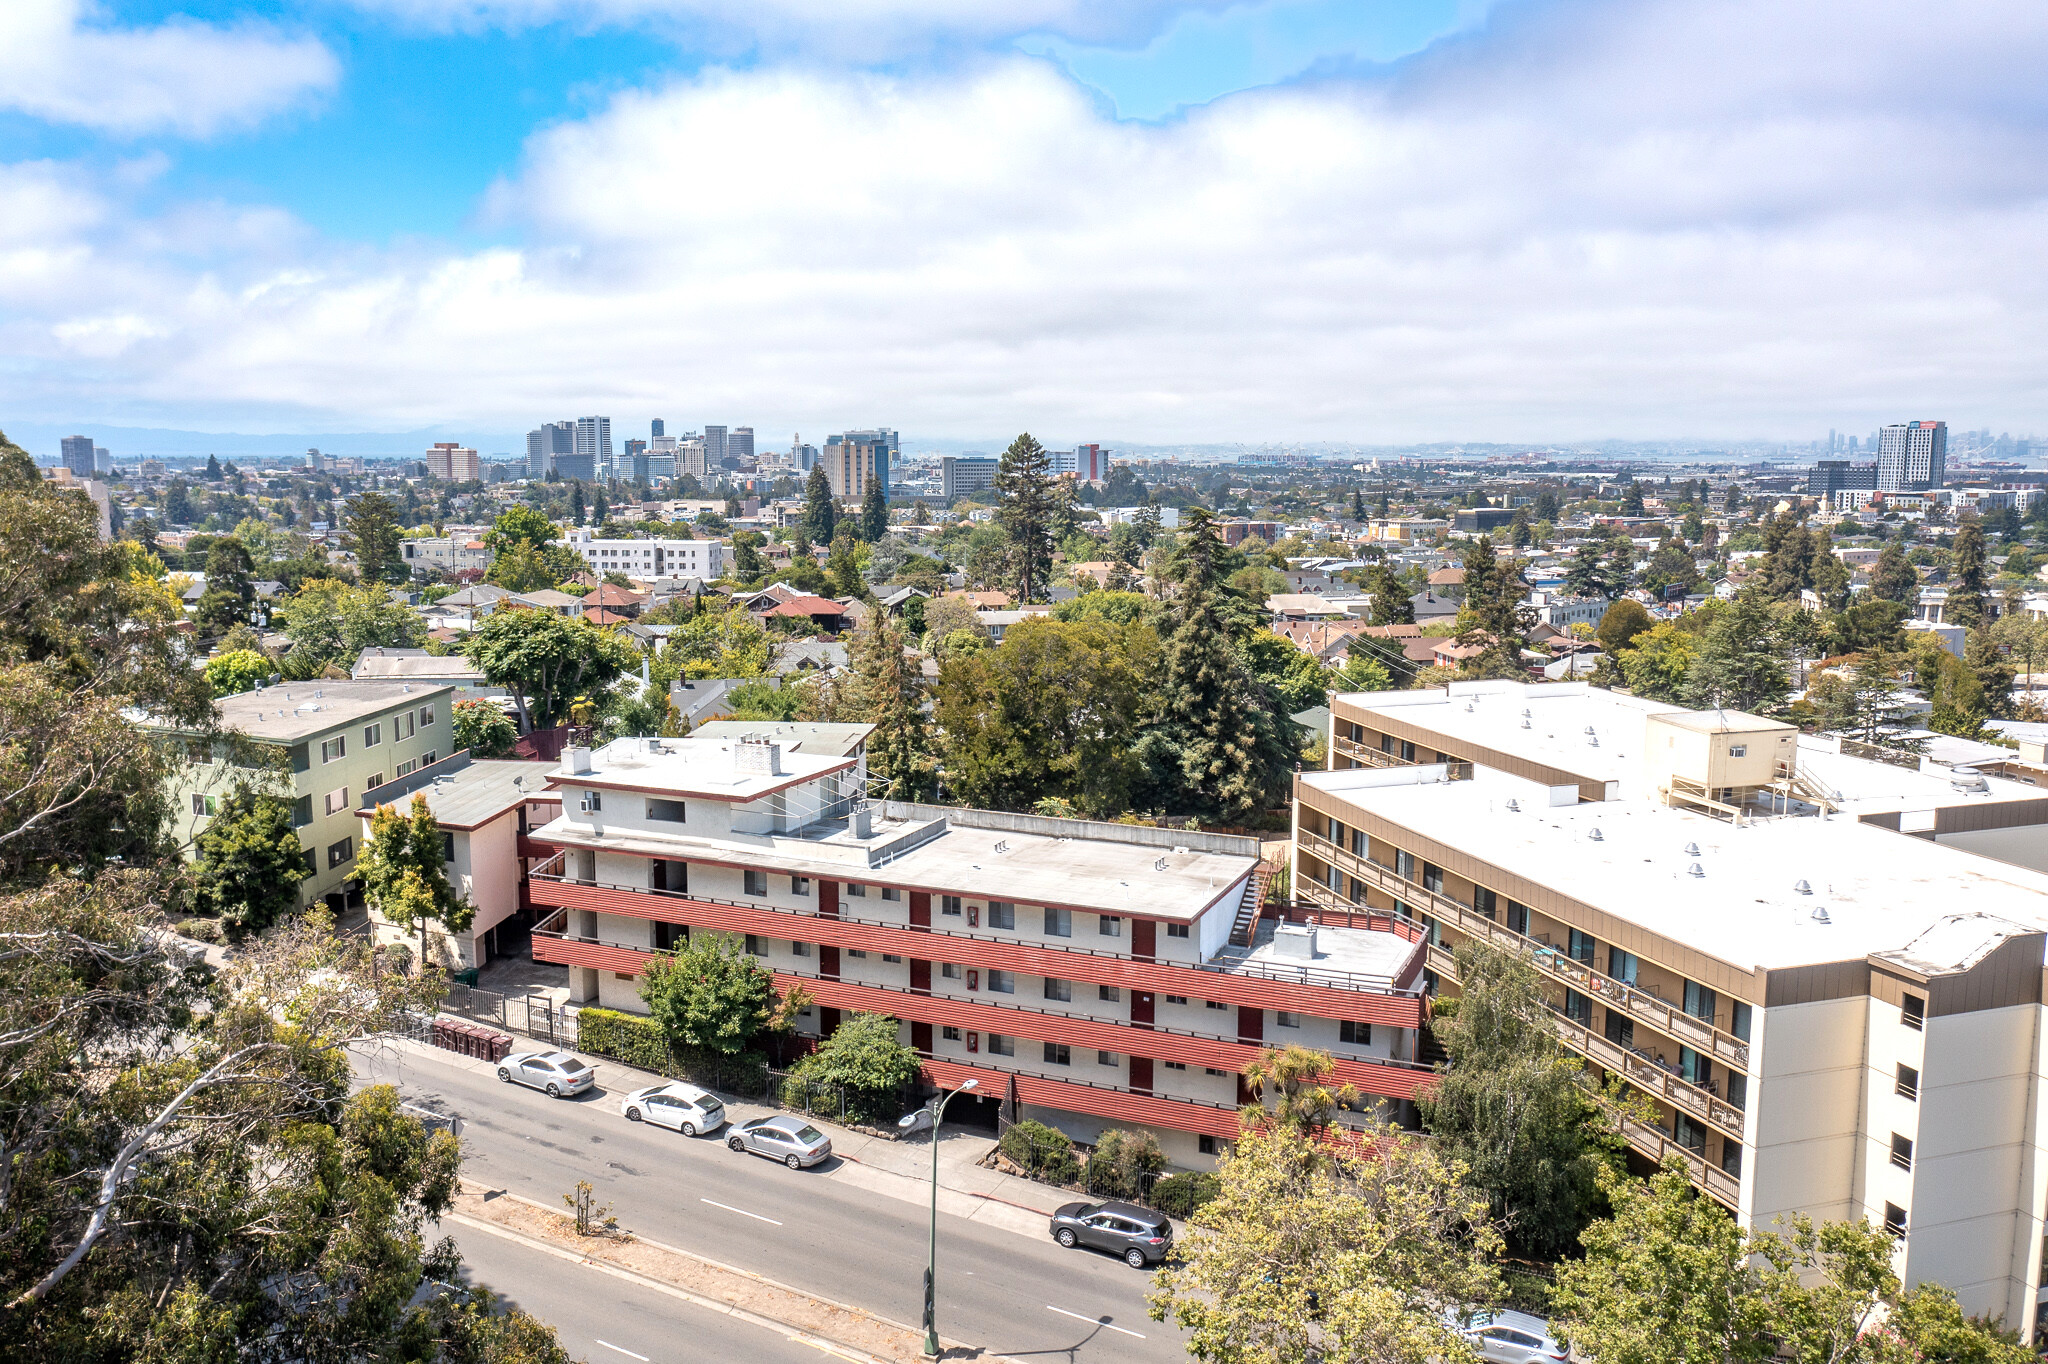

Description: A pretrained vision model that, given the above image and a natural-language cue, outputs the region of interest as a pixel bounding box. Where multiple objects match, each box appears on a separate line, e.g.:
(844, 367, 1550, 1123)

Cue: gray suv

(1048, 1200, 1173, 1268)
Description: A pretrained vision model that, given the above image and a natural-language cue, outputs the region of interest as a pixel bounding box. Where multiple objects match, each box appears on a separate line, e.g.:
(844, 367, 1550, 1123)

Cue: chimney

(735, 738, 783, 776)
(566, 746, 593, 775)
(851, 804, 873, 838)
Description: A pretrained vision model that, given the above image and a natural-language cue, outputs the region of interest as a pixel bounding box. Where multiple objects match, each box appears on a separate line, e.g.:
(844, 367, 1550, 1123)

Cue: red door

(820, 881, 840, 919)
(820, 945, 839, 980)
(910, 1021, 933, 1056)
(909, 959, 931, 993)
(909, 892, 931, 929)
(1237, 1004, 1264, 1046)
(1130, 990, 1155, 1028)
(1132, 918, 1156, 963)
(1129, 1056, 1153, 1095)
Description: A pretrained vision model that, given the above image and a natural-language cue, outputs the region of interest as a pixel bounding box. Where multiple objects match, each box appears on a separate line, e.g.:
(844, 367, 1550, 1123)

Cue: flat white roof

(1307, 764, 2048, 974)
(1334, 681, 1686, 790)
(553, 735, 854, 801)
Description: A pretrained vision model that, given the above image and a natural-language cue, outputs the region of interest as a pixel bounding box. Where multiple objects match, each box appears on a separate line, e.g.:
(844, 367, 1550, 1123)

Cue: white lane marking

(700, 1197, 783, 1225)
(595, 1341, 649, 1361)
(1046, 1304, 1147, 1339)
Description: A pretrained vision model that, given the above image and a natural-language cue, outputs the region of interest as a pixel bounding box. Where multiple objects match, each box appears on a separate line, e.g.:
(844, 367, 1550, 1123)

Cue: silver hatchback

(727, 1114, 832, 1168)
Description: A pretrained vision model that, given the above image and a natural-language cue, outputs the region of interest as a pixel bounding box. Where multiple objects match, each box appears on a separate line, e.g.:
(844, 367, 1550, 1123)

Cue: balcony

(1331, 736, 1474, 781)
(532, 909, 1434, 1101)
(1297, 829, 1751, 1071)
(529, 860, 1428, 1029)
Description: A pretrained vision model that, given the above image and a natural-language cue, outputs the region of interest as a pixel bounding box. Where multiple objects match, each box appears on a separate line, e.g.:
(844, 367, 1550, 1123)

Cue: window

(396, 712, 415, 741)
(790, 940, 810, 957)
(1683, 981, 1717, 1025)
(1198, 1135, 1218, 1156)
(327, 837, 353, 868)
(1043, 978, 1072, 1002)
(1728, 744, 1747, 758)
(1607, 947, 1638, 986)
(1275, 1011, 1301, 1028)
(395, 759, 418, 779)
(191, 793, 217, 817)
(1165, 994, 1188, 1005)
(941, 896, 962, 916)
(1506, 901, 1530, 936)
(987, 970, 1015, 994)
(1206, 1000, 1228, 1011)
(846, 949, 867, 959)
(647, 798, 687, 823)
(363, 723, 382, 747)
(1395, 849, 1417, 881)
(882, 953, 902, 963)
(321, 736, 346, 763)
(1340, 1020, 1373, 1045)
(744, 869, 768, 896)
(1883, 1203, 1907, 1237)
(1043, 1042, 1071, 1065)
(1674, 1114, 1706, 1153)
(441, 832, 455, 862)
(1721, 1142, 1743, 1177)
(1326, 815, 1343, 845)
(1098, 915, 1123, 938)
(1678, 1047, 1711, 1088)
(1473, 886, 1497, 920)
(744, 935, 762, 954)
(419, 704, 436, 726)
(1166, 923, 1189, 938)
(1603, 1010, 1633, 1047)
(1568, 929, 1597, 965)
(881, 886, 901, 901)
(987, 1035, 1014, 1057)
(1901, 994, 1925, 1030)
(581, 789, 601, 811)
(1205, 1067, 1227, 1077)
(1731, 1000, 1752, 1041)
(1890, 1133, 1914, 1171)
(791, 876, 809, 896)
(846, 882, 868, 897)
(1099, 984, 1121, 1003)
(1896, 1064, 1919, 1100)
(1726, 1071, 1748, 1110)
(653, 921, 685, 952)
(420, 751, 436, 766)
(941, 962, 962, 979)
(364, 772, 384, 791)
(1043, 907, 1072, 937)
(988, 902, 1016, 930)
(324, 786, 350, 816)
(1162, 1060, 1186, 1071)
(942, 1026, 962, 1042)
(291, 795, 311, 827)
(1422, 862, 1444, 894)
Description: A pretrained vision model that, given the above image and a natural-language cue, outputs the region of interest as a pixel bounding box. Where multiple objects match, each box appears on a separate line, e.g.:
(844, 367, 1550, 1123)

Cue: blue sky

(2, 0, 2044, 445)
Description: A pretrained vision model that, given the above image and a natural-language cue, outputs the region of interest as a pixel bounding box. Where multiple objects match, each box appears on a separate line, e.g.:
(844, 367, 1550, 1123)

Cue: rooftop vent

(994, 840, 1010, 854)
(1793, 879, 1812, 895)
(1811, 907, 1832, 924)
(402, 683, 411, 693)
(1687, 862, 1705, 878)
(1584, 725, 1596, 735)
(1154, 856, 1169, 871)
(1587, 827, 1604, 841)
(1588, 734, 1600, 748)
(1684, 842, 1700, 857)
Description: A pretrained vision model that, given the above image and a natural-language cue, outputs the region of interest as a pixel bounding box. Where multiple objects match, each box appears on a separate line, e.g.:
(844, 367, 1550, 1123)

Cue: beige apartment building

(1300, 680, 2048, 1339)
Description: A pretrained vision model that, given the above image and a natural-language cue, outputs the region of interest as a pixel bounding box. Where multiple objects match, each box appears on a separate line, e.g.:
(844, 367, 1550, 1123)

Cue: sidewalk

(388, 1035, 1072, 1240)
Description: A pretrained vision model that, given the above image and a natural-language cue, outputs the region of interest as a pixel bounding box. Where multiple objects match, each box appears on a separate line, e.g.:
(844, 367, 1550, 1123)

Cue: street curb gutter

(443, 1211, 880, 1364)
(459, 1181, 1024, 1364)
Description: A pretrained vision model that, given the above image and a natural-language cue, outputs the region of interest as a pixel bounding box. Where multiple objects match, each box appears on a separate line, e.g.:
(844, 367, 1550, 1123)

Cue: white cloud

(7, 0, 2048, 439)
(0, 0, 337, 136)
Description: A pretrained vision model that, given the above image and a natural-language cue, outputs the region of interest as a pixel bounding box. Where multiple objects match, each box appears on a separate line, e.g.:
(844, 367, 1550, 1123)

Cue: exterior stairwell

(1228, 861, 1278, 947)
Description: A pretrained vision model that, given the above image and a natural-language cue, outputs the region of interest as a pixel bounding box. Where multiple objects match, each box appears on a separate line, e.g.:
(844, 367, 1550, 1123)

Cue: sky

(3, 0, 2047, 452)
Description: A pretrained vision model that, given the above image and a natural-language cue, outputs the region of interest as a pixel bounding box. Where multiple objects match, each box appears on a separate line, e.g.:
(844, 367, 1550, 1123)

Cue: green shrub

(1150, 1171, 1222, 1219)
(784, 1012, 920, 1123)
(1000, 1119, 1079, 1184)
(173, 917, 223, 944)
(576, 1008, 674, 1072)
(1085, 1128, 1166, 1199)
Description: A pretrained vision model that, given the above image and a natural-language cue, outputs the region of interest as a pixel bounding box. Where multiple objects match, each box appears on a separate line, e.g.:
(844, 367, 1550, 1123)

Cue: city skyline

(4, 1, 2046, 441)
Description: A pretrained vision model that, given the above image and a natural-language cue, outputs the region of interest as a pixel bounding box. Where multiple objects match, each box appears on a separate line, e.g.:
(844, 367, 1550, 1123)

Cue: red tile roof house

(760, 595, 855, 634)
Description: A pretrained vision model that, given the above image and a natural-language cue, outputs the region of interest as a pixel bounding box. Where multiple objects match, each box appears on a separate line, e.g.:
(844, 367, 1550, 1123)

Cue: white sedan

(497, 1050, 596, 1098)
(619, 1080, 727, 1136)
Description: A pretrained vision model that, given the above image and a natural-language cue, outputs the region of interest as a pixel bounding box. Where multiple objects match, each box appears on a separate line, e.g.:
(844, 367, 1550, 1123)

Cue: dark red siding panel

(1132, 918, 1156, 963)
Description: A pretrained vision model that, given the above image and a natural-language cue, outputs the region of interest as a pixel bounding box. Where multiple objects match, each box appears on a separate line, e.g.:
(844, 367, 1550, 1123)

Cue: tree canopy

(461, 608, 639, 731)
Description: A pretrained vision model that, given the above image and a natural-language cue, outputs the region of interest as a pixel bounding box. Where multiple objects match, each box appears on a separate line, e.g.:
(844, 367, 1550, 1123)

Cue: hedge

(1000, 1119, 1080, 1183)
(1150, 1172, 1221, 1219)
(576, 1007, 768, 1091)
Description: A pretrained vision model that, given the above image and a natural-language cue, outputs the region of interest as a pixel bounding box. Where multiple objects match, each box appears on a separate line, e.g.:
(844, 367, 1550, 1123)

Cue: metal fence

(441, 983, 580, 1049)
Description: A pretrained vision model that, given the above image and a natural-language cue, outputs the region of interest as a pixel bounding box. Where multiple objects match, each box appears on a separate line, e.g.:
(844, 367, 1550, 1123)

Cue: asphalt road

(360, 1046, 1186, 1364)
(447, 1221, 847, 1364)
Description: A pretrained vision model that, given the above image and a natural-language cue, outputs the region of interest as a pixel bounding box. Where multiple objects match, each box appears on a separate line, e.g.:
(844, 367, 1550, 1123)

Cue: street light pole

(901, 1078, 977, 1358)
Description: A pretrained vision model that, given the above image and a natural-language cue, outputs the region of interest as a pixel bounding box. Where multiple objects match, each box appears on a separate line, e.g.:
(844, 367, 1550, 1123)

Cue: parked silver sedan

(497, 1050, 596, 1098)
(620, 1081, 726, 1136)
(726, 1114, 832, 1168)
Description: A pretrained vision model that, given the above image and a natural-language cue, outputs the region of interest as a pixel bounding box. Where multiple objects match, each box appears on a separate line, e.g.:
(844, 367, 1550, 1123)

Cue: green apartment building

(162, 680, 456, 911)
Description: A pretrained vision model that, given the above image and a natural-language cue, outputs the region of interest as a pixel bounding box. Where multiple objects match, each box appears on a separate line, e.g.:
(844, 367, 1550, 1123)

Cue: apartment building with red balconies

(524, 726, 1432, 1167)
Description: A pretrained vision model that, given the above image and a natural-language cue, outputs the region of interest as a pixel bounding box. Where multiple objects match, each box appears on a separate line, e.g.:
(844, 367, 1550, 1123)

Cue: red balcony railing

(532, 913, 1435, 1102)
(530, 870, 1428, 1028)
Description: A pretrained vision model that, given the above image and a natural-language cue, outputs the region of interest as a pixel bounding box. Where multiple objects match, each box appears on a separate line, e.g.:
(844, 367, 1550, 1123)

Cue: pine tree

(593, 487, 609, 525)
(1620, 481, 1646, 514)
(1143, 507, 1293, 821)
(344, 491, 405, 585)
(1869, 541, 1917, 603)
(1947, 519, 1989, 628)
(860, 479, 888, 542)
(848, 611, 935, 799)
(569, 482, 587, 527)
(994, 432, 1055, 604)
(204, 453, 223, 480)
(1452, 536, 1535, 679)
(1600, 539, 1636, 597)
(194, 535, 257, 635)
(1683, 592, 1788, 713)
(1564, 543, 1607, 598)
(1367, 564, 1414, 626)
(1350, 489, 1365, 520)
(802, 465, 837, 546)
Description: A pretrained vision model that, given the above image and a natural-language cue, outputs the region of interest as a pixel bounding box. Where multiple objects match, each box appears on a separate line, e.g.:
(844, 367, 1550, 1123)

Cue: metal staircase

(1228, 861, 1278, 947)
